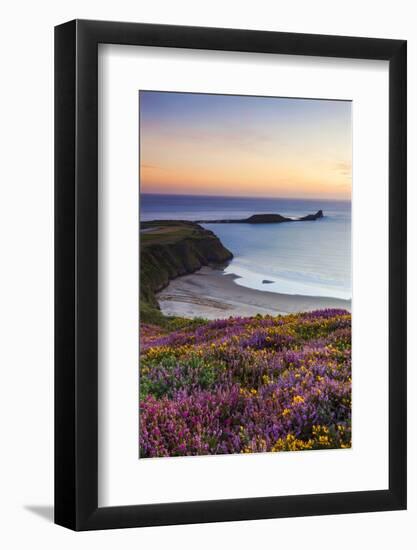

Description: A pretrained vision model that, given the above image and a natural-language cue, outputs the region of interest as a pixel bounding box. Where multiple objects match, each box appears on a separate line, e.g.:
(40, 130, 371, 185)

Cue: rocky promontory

(196, 210, 324, 224)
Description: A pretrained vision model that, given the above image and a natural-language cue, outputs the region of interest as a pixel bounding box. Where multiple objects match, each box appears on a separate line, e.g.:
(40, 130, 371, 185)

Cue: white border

(98, 44, 389, 507)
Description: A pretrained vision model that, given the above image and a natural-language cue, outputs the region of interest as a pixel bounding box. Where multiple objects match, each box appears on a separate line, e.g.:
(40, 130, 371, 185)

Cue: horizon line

(140, 191, 351, 202)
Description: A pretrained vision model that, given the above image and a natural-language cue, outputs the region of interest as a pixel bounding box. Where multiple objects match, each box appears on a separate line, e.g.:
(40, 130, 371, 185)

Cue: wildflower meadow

(139, 309, 351, 458)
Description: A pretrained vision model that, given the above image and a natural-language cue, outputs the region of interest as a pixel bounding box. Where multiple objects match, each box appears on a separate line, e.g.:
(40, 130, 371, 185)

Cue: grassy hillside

(140, 221, 233, 323)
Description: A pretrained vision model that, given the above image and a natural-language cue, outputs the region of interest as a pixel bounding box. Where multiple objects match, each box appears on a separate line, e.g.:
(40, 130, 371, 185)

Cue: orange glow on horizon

(140, 92, 352, 200)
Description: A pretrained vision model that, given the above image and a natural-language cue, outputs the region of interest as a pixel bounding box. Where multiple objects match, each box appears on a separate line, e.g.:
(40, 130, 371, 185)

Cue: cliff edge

(140, 220, 233, 312)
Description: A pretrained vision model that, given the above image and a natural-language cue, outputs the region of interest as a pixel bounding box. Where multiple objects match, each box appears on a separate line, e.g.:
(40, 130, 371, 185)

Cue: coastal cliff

(140, 221, 233, 313)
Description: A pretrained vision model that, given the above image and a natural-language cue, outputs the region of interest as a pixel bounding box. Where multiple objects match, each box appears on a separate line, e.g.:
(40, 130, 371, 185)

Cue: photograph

(139, 91, 352, 458)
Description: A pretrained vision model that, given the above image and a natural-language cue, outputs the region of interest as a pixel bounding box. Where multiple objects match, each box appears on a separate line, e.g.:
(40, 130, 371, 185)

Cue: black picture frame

(55, 19, 407, 531)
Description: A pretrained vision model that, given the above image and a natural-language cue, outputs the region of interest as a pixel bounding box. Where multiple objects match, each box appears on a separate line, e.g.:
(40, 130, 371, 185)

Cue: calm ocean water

(140, 194, 351, 300)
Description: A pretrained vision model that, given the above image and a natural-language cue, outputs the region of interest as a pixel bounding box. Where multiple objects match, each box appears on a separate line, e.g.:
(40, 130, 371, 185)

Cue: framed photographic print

(55, 20, 407, 530)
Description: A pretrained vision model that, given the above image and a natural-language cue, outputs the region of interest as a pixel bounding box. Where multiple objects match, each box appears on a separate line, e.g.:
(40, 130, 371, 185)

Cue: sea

(140, 194, 351, 301)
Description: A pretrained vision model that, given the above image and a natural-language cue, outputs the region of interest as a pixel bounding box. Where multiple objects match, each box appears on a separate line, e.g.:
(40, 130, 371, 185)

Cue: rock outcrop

(196, 210, 324, 224)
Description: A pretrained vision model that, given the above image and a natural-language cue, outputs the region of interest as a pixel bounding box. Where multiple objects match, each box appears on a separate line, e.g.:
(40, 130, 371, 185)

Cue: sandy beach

(157, 266, 351, 320)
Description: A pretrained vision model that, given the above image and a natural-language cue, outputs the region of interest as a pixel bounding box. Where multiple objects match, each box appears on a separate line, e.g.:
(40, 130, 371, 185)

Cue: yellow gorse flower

(292, 395, 305, 405)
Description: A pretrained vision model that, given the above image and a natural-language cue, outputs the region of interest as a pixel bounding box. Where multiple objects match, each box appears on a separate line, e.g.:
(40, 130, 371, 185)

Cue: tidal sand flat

(157, 266, 351, 320)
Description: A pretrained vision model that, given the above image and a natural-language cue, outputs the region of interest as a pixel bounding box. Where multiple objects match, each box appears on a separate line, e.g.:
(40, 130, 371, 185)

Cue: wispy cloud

(334, 161, 352, 177)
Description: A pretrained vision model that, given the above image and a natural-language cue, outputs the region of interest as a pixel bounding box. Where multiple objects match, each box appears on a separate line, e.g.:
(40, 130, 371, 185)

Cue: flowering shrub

(139, 309, 351, 457)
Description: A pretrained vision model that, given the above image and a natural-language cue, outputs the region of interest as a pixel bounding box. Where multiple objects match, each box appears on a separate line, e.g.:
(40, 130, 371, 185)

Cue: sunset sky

(139, 91, 352, 200)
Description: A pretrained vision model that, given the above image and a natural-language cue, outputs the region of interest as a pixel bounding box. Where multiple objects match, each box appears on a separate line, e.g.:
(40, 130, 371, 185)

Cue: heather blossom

(140, 309, 351, 457)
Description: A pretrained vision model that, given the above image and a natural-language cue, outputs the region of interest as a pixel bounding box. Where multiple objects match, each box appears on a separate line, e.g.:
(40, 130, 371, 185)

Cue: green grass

(140, 299, 208, 331)
(141, 222, 211, 247)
